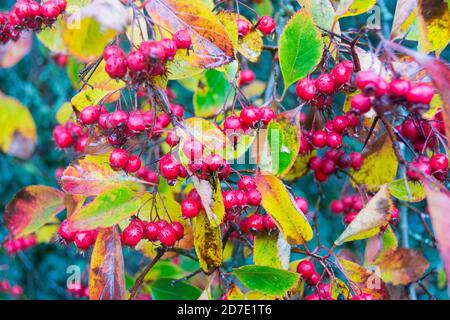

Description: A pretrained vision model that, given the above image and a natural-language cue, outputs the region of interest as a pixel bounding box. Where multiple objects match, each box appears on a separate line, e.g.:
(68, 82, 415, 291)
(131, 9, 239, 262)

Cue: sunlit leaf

(331, 277, 351, 300)
(241, 80, 266, 99)
(256, 173, 313, 245)
(0, 92, 36, 159)
(334, 0, 377, 19)
(89, 226, 126, 300)
(4, 186, 65, 238)
(254, 232, 284, 269)
(417, 0, 450, 55)
(193, 211, 223, 274)
(233, 265, 299, 297)
(335, 184, 393, 245)
(149, 278, 202, 300)
(389, 179, 426, 202)
(284, 150, 316, 181)
(71, 88, 114, 111)
(279, 10, 323, 94)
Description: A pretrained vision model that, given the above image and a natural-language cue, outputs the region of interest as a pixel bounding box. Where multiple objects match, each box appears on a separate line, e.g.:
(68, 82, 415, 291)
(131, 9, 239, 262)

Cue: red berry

(239, 69, 255, 86)
(165, 130, 179, 147)
(307, 271, 320, 286)
(75, 135, 88, 153)
(309, 156, 323, 171)
(240, 107, 262, 128)
(260, 107, 275, 125)
(80, 106, 100, 125)
(74, 231, 95, 250)
(158, 226, 178, 246)
(430, 153, 448, 172)
(320, 158, 336, 175)
(238, 176, 257, 191)
(127, 112, 146, 133)
(189, 160, 210, 179)
(104, 45, 124, 60)
(205, 154, 225, 172)
(390, 207, 399, 224)
(159, 154, 181, 180)
(223, 190, 239, 210)
(170, 104, 184, 119)
(346, 112, 360, 127)
(122, 224, 144, 247)
(296, 78, 317, 101)
(330, 200, 344, 214)
(344, 211, 359, 224)
(316, 73, 335, 95)
(139, 40, 166, 61)
(257, 16, 276, 35)
(407, 158, 432, 181)
(105, 56, 127, 78)
(159, 38, 178, 61)
(327, 132, 343, 149)
(14, 2, 31, 19)
(389, 79, 411, 97)
(144, 222, 160, 241)
(109, 110, 128, 127)
(312, 130, 327, 148)
(41, 1, 60, 19)
(350, 152, 364, 170)
(218, 162, 231, 179)
(110, 148, 129, 169)
(156, 112, 171, 128)
(172, 30, 192, 49)
(296, 260, 315, 278)
(406, 83, 435, 104)
(181, 198, 201, 218)
(126, 155, 142, 173)
(126, 50, 147, 72)
(58, 219, 76, 242)
(351, 94, 372, 113)
(294, 197, 308, 213)
(54, 0, 67, 12)
(402, 119, 419, 141)
(183, 139, 204, 161)
(53, 126, 74, 148)
(263, 214, 277, 231)
(331, 61, 353, 86)
(171, 222, 184, 240)
(314, 170, 328, 182)
(355, 71, 380, 93)
(332, 115, 349, 133)
(247, 214, 264, 233)
(223, 116, 243, 132)
(156, 220, 170, 230)
(246, 189, 262, 206)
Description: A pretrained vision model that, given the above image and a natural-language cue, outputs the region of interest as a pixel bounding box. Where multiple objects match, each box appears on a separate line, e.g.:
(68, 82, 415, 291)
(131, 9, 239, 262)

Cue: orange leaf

(89, 226, 126, 300)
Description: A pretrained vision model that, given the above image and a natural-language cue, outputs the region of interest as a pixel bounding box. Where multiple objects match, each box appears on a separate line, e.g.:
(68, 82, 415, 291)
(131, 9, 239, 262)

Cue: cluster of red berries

(304, 283, 333, 300)
(103, 29, 191, 81)
(406, 153, 448, 182)
(0, 0, 66, 44)
(67, 283, 89, 299)
(121, 217, 184, 248)
(307, 149, 364, 182)
(58, 220, 98, 250)
(222, 176, 262, 219)
(222, 106, 275, 137)
(236, 15, 276, 38)
(52, 121, 87, 152)
(330, 194, 364, 224)
(3, 234, 37, 255)
(240, 213, 277, 234)
(0, 281, 23, 298)
(158, 153, 188, 184)
(351, 72, 435, 115)
(181, 189, 203, 219)
(296, 260, 321, 286)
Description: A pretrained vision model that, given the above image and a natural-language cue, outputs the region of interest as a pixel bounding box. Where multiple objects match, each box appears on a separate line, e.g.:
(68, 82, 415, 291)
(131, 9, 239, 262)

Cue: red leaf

(89, 226, 126, 300)
(4, 186, 65, 237)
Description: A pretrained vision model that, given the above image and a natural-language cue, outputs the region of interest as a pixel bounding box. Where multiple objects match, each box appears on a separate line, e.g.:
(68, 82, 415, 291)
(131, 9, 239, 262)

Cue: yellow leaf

(56, 102, 75, 124)
(0, 92, 36, 159)
(335, 184, 393, 245)
(417, 0, 450, 55)
(193, 211, 223, 274)
(227, 283, 245, 300)
(71, 88, 114, 111)
(335, 0, 377, 19)
(191, 176, 225, 227)
(254, 232, 285, 269)
(256, 173, 313, 245)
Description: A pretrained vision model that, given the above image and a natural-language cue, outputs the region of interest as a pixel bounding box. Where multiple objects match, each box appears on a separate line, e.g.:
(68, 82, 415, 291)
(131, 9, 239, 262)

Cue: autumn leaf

(364, 225, 398, 266)
(193, 211, 223, 274)
(71, 88, 115, 111)
(0, 92, 36, 159)
(60, 155, 147, 196)
(389, 178, 426, 202)
(283, 150, 316, 181)
(351, 134, 399, 191)
(390, 0, 418, 40)
(254, 232, 290, 269)
(0, 32, 32, 68)
(191, 176, 225, 227)
(376, 248, 429, 285)
(4, 186, 65, 238)
(335, 184, 393, 245)
(334, 0, 377, 19)
(226, 283, 245, 300)
(145, 0, 234, 79)
(298, 0, 339, 32)
(89, 226, 126, 300)
(256, 173, 313, 245)
(417, 0, 450, 55)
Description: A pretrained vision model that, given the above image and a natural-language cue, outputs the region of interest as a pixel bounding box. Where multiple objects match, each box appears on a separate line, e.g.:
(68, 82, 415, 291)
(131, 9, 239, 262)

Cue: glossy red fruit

(260, 107, 275, 125)
(205, 154, 225, 172)
(351, 94, 372, 113)
(406, 83, 435, 104)
(354, 71, 380, 93)
(165, 130, 179, 147)
(172, 30, 192, 49)
(330, 200, 344, 214)
(181, 198, 201, 218)
(307, 271, 320, 286)
(103, 45, 124, 60)
(156, 220, 170, 230)
(139, 40, 165, 61)
(75, 135, 88, 153)
(171, 222, 184, 240)
(346, 112, 360, 127)
(247, 214, 264, 233)
(390, 207, 399, 224)
(170, 104, 184, 118)
(218, 161, 231, 179)
(257, 16, 276, 35)
(402, 119, 419, 141)
(156, 112, 171, 128)
(223, 190, 239, 210)
(14, 2, 31, 19)
(309, 156, 323, 171)
(41, 1, 60, 19)
(109, 148, 129, 169)
(54, 0, 67, 11)
(183, 139, 204, 161)
(126, 155, 142, 173)
(29, 1, 43, 17)
(263, 214, 277, 231)
(240, 107, 262, 128)
(122, 224, 144, 247)
(312, 130, 327, 148)
(126, 50, 147, 72)
(327, 132, 343, 149)
(238, 176, 257, 191)
(321, 158, 336, 175)
(159, 38, 178, 61)
(337, 153, 352, 169)
(237, 18, 250, 37)
(189, 160, 210, 179)
(389, 79, 411, 97)
(144, 222, 160, 241)
(53, 126, 74, 148)
(239, 69, 255, 86)
(430, 153, 448, 172)
(296, 260, 315, 278)
(105, 56, 127, 78)
(108, 110, 128, 127)
(344, 211, 359, 224)
(342, 195, 353, 209)
(246, 189, 262, 206)
(350, 152, 364, 170)
(316, 73, 335, 95)
(331, 61, 353, 86)
(127, 112, 145, 133)
(74, 231, 94, 250)
(58, 220, 76, 242)
(296, 78, 317, 101)
(158, 226, 178, 246)
(223, 116, 243, 132)
(159, 154, 181, 180)
(294, 197, 309, 213)
(80, 106, 100, 125)
(332, 115, 349, 133)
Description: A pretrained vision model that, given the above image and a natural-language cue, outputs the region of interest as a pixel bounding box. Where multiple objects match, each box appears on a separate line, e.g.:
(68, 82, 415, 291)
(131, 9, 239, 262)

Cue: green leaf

(68, 186, 150, 231)
(233, 265, 299, 297)
(255, 0, 273, 17)
(254, 232, 290, 269)
(278, 10, 323, 94)
(389, 179, 426, 202)
(193, 70, 233, 118)
(149, 278, 202, 300)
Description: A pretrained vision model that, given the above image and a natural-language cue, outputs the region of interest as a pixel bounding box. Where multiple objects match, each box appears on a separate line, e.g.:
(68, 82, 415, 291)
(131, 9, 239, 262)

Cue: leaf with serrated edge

(335, 184, 393, 245)
(364, 225, 398, 265)
(389, 179, 426, 202)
